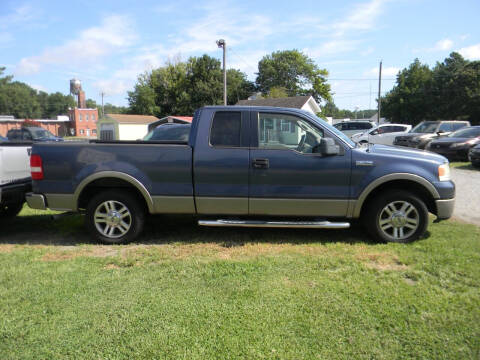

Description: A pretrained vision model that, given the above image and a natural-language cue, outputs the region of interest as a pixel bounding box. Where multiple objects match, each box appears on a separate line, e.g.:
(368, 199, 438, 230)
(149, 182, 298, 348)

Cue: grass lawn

(0, 206, 479, 359)
(450, 161, 478, 170)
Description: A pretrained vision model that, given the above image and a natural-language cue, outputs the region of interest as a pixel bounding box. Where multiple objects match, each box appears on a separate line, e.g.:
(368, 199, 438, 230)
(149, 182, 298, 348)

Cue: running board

(198, 219, 350, 229)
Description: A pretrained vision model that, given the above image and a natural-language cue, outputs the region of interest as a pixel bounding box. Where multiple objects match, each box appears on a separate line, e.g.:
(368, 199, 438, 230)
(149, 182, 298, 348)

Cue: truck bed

(31, 141, 194, 197)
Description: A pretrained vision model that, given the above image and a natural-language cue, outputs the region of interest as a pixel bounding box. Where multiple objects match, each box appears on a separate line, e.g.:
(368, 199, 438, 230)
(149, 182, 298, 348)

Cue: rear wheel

(363, 190, 428, 243)
(85, 190, 145, 244)
(0, 200, 24, 218)
(472, 161, 480, 168)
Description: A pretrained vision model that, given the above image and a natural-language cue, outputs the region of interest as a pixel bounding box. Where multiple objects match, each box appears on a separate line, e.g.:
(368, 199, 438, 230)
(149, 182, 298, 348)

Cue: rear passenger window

(210, 112, 241, 147)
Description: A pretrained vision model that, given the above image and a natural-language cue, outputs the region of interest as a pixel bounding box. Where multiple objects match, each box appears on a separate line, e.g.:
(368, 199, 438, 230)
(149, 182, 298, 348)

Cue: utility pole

(216, 39, 227, 106)
(377, 60, 382, 124)
(100, 92, 105, 118)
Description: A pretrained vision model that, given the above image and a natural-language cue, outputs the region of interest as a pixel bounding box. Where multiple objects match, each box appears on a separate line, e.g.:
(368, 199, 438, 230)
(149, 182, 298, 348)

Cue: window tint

(358, 122, 373, 130)
(439, 123, 453, 132)
(258, 113, 323, 154)
(210, 112, 241, 147)
(452, 123, 467, 131)
(22, 130, 33, 140)
(392, 126, 407, 132)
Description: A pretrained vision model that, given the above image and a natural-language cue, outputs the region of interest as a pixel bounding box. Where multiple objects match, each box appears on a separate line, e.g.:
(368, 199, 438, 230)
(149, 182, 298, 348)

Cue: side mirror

(314, 138, 339, 156)
(436, 130, 445, 135)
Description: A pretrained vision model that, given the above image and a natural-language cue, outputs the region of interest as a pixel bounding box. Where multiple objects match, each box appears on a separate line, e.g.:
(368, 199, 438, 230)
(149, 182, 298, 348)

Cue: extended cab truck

(26, 106, 455, 244)
(0, 142, 32, 217)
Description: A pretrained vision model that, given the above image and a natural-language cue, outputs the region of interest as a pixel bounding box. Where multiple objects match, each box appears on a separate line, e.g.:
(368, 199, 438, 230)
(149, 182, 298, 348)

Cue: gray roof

(236, 95, 313, 109)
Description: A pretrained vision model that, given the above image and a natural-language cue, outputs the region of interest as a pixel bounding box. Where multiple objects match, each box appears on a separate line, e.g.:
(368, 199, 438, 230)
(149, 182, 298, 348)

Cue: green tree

(431, 52, 480, 122)
(102, 103, 129, 115)
(127, 72, 159, 115)
(186, 55, 223, 109)
(381, 59, 433, 124)
(226, 69, 255, 104)
(256, 50, 331, 103)
(265, 86, 289, 98)
(45, 92, 75, 118)
(86, 99, 97, 109)
(127, 55, 255, 117)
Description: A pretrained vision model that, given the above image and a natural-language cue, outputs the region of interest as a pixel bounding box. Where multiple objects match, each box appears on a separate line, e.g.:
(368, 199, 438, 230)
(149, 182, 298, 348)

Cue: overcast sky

(1, 0, 479, 111)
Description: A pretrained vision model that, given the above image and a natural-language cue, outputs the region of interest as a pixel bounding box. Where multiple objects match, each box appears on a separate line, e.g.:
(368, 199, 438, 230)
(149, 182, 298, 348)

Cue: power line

(228, 47, 258, 75)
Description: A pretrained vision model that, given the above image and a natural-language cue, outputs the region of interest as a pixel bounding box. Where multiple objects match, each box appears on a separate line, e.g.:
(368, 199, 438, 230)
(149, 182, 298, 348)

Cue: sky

(1, 0, 479, 112)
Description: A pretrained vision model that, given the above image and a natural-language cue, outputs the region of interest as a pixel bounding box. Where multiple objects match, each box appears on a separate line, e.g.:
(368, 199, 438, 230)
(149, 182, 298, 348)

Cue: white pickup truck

(0, 141, 32, 217)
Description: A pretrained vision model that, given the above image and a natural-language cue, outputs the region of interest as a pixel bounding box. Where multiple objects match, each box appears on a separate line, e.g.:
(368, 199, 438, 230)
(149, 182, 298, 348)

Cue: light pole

(216, 39, 227, 106)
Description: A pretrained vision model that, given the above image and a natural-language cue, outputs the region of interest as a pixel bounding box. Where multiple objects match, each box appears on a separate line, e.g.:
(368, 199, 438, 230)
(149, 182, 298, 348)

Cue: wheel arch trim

(74, 171, 154, 212)
(351, 173, 440, 218)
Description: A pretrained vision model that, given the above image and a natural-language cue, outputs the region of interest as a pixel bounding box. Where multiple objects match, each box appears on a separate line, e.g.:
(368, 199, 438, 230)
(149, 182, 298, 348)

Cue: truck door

(193, 109, 250, 214)
(249, 111, 351, 217)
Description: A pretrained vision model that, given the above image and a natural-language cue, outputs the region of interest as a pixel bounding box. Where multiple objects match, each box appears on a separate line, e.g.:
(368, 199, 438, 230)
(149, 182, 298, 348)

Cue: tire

(0, 200, 24, 218)
(85, 190, 145, 244)
(472, 161, 480, 169)
(363, 190, 429, 243)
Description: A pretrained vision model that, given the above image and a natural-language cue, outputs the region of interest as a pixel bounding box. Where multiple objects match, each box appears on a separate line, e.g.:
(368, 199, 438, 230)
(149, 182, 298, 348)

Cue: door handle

(253, 158, 269, 169)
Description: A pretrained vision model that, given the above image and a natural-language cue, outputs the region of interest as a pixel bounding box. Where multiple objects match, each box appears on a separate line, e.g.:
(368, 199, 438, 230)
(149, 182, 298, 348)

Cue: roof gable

(236, 95, 314, 109)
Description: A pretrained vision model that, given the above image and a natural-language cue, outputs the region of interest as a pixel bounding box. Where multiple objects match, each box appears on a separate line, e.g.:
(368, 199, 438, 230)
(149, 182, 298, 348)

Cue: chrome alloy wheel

(378, 200, 419, 240)
(94, 200, 132, 238)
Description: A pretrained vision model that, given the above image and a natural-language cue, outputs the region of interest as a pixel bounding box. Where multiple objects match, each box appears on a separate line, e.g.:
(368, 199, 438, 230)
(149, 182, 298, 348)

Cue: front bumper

(435, 198, 455, 219)
(25, 193, 47, 210)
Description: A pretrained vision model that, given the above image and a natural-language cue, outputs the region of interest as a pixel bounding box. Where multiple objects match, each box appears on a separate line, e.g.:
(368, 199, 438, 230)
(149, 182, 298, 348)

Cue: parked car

(333, 121, 376, 138)
(7, 127, 63, 142)
(351, 124, 412, 145)
(425, 126, 480, 160)
(468, 144, 480, 168)
(143, 123, 191, 141)
(0, 142, 32, 217)
(26, 106, 455, 244)
(394, 120, 470, 149)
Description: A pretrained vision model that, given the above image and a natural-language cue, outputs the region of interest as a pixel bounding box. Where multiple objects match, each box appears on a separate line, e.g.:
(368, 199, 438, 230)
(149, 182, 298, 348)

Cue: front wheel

(85, 190, 145, 244)
(363, 190, 429, 243)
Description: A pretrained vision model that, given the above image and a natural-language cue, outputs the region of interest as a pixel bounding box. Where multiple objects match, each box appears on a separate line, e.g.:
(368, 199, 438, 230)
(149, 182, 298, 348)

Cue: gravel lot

(451, 167, 480, 225)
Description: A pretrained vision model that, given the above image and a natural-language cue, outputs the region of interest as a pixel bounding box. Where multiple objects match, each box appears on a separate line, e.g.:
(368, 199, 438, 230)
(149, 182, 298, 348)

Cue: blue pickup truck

(26, 106, 455, 244)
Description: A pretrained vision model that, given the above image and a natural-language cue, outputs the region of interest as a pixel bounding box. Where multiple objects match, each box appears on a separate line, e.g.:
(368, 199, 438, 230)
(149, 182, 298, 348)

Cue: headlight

(438, 163, 451, 181)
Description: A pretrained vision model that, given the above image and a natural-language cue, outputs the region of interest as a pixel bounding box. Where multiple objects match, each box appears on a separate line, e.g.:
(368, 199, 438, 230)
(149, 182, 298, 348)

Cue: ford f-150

(26, 106, 455, 244)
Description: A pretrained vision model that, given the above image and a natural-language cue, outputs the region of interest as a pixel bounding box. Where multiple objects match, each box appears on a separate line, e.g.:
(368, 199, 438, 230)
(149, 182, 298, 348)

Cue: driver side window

(258, 113, 323, 154)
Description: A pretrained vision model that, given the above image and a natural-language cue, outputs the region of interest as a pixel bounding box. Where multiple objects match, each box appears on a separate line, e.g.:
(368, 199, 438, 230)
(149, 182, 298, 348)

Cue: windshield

(309, 114, 356, 147)
(410, 121, 438, 134)
(29, 128, 56, 139)
(448, 127, 480, 138)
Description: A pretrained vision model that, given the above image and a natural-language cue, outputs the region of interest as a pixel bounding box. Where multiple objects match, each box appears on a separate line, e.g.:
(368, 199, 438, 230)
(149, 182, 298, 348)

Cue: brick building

(0, 115, 69, 137)
(68, 107, 98, 137)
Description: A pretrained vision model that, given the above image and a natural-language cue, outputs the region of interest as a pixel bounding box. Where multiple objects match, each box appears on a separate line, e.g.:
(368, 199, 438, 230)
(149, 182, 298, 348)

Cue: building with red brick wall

(0, 116, 69, 137)
(68, 107, 98, 137)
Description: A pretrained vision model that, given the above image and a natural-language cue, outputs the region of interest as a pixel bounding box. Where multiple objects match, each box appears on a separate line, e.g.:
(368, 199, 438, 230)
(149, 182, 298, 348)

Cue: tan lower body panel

(195, 197, 248, 215)
(152, 196, 195, 213)
(249, 198, 350, 217)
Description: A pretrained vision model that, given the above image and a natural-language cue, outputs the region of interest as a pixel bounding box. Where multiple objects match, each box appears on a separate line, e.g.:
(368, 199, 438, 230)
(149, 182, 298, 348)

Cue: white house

(97, 114, 159, 140)
(236, 95, 321, 115)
